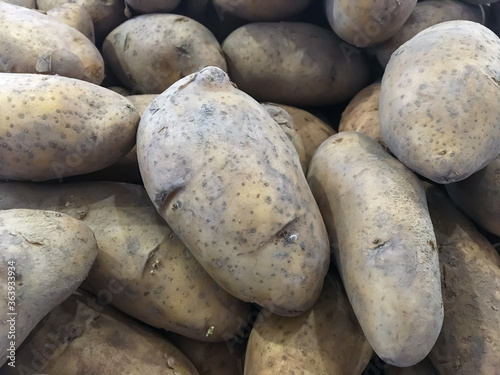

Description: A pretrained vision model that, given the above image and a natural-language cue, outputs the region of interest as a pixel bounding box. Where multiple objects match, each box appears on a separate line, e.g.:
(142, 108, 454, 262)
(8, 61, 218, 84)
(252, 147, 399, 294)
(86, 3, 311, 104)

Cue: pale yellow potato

(325, 0, 417, 47)
(126, 0, 181, 13)
(0, 1, 104, 84)
(339, 82, 384, 146)
(1, 291, 199, 374)
(425, 183, 500, 375)
(307, 132, 443, 367)
(137, 67, 330, 316)
(379, 20, 500, 183)
(0, 73, 140, 181)
(46, 3, 95, 43)
(0, 181, 252, 342)
(0, 209, 98, 367)
(245, 271, 373, 375)
(213, 0, 311, 21)
(102, 14, 226, 94)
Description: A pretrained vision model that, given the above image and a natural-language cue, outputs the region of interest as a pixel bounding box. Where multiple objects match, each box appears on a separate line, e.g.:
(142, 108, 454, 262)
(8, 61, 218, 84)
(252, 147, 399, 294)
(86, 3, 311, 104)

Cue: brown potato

(46, 3, 95, 43)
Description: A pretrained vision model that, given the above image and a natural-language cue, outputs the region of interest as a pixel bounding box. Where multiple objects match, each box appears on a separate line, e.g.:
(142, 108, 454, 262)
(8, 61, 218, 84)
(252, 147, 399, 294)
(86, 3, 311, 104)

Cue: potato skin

(307, 132, 443, 367)
(446, 155, 500, 236)
(425, 183, 500, 375)
(0, 209, 98, 367)
(245, 271, 373, 375)
(0, 73, 139, 181)
(0, 1, 103, 83)
(222, 22, 370, 106)
(379, 20, 500, 183)
(46, 3, 95, 44)
(213, 0, 311, 21)
(137, 66, 330, 316)
(102, 14, 226, 94)
(0, 181, 252, 342)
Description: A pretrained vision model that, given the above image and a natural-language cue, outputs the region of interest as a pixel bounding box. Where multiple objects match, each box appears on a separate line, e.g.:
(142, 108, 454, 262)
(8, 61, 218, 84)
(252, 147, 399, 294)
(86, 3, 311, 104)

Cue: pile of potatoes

(1, 0, 499, 374)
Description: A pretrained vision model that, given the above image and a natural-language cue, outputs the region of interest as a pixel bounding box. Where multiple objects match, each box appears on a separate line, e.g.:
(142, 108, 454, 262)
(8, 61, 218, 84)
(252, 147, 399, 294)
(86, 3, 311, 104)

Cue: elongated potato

(245, 271, 373, 374)
(0, 181, 251, 342)
(0, 209, 98, 367)
(425, 183, 500, 375)
(446, 154, 500, 236)
(379, 20, 500, 183)
(2, 290, 199, 374)
(0, 2, 103, 83)
(307, 132, 443, 367)
(137, 66, 330, 316)
(0, 73, 140, 181)
(46, 3, 95, 44)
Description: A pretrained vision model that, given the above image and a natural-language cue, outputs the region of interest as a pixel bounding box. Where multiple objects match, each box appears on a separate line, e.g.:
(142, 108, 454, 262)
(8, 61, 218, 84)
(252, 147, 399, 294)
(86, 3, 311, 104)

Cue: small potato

(0, 209, 98, 367)
(0, 1, 104, 84)
(307, 132, 443, 367)
(46, 3, 95, 44)
(213, 0, 311, 21)
(0, 181, 252, 342)
(244, 271, 373, 375)
(125, 0, 181, 13)
(325, 0, 417, 47)
(2, 290, 199, 374)
(380, 21, 500, 183)
(102, 14, 226, 94)
(375, 0, 485, 67)
(0, 73, 139, 182)
(425, 183, 500, 375)
(339, 82, 384, 146)
(222, 22, 370, 106)
(137, 67, 330, 316)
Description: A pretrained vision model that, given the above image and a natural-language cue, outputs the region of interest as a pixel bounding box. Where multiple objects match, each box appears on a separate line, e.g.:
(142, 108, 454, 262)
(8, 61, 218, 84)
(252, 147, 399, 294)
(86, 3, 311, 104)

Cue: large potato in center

(137, 66, 330, 316)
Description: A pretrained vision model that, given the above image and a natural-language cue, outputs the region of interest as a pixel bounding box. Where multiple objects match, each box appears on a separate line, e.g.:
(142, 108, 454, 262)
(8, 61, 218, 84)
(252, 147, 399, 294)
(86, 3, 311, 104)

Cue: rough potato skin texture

(380, 20, 500, 184)
(213, 0, 310, 21)
(102, 14, 226, 94)
(46, 3, 95, 44)
(2, 291, 200, 375)
(0, 181, 251, 342)
(375, 0, 485, 67)
(0, 1, 103, 83)
(0, 73, 140, 181)
(339, 82, 384, 146)
(244, 271, 373, 375)
(446, 155, 500, 236)
(307, 132, 443, 367)
(0, 209, 98, 367)
(425, 184, 500, 375)
(137, 67, 330, 316)
(222, 22, 370, 107)
(325, 0, 417, 47)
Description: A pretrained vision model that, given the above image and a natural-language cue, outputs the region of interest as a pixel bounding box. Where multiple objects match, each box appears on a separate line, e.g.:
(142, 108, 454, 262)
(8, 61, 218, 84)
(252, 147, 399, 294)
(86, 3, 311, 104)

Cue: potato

(385, 357, 438, 375)
(261, 103, 308, 173)
(222, 22, 370, 107)
(46, 3, 95, 44)
(127, 94, 159, 115)
(125, 0, 181, 13)
(102, 14, 227, 94)
(325, 0, 417, 47)
(0, 1, 104, 84)
(36, 0, 127, 45)
(307, 132, 443, 367)
(339, 82, 384, 146)
(213, 0, 311, 21)
(244, 271, 373, 374)
(137, 66, 330, 316)
(446, 154, 500, 236)
(2, 290, 200, 374)
(0, 181, 252, 342)
(375, 0, 485, 67)
(379, 20, 500, 183)
(0, 73, 140, 181)
(0, 209, 98, 367)
(2, 0, 35, 8)
(425, 183, 500, 375)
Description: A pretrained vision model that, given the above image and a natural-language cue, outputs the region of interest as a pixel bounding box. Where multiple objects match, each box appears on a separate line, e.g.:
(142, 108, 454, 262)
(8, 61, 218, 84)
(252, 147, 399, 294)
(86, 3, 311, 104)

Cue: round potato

(102, 14, 227, 94)
(46, 3, 95, 44)
(0, 73, 140, 181)
(0, 1, 104, 84)
(137, 66, 330, 316)
(125, 0, 181, 13)
(213, 0, 311, 21)
(379, 20, 500, 183)
(222, 22, 370, 106)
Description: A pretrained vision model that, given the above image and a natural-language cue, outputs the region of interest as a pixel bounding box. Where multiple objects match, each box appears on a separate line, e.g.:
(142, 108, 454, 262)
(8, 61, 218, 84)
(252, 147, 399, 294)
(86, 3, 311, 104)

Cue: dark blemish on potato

(265, 196, 272, 204)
